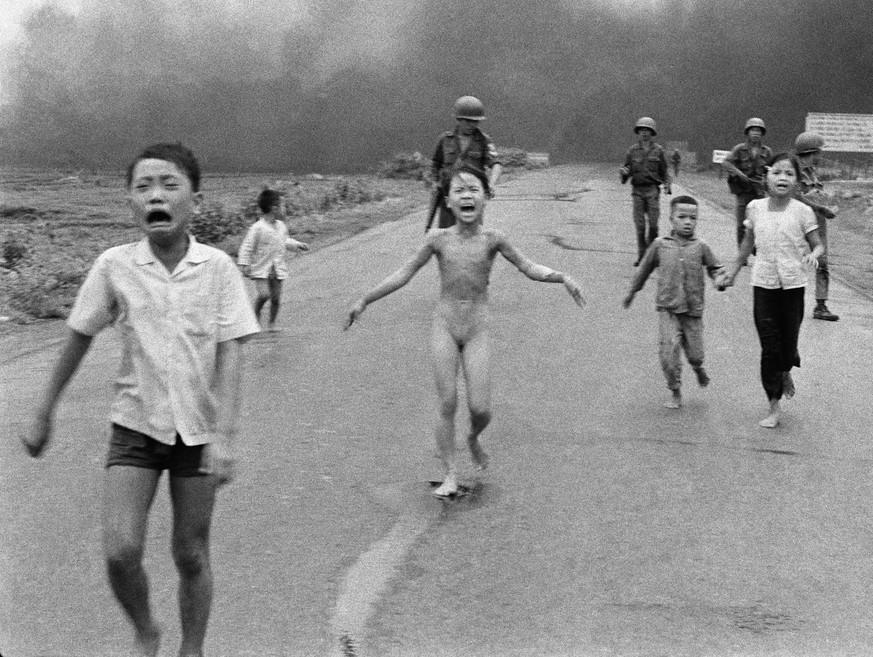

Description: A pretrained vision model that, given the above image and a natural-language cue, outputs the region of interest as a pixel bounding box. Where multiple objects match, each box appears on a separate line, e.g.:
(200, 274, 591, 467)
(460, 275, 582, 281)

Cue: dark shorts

(106, 424, 207, 477)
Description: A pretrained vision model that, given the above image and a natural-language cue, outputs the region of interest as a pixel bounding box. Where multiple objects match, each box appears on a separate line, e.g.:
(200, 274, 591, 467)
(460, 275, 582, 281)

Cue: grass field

(0, 168, 431, 325)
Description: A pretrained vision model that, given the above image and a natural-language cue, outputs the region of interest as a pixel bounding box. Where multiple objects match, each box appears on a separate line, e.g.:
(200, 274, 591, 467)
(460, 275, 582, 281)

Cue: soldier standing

(425, 96, 501, 231)
(722, 118, 772, 247)
(794, 131, 839, 321)
(620, 117, 672, 265)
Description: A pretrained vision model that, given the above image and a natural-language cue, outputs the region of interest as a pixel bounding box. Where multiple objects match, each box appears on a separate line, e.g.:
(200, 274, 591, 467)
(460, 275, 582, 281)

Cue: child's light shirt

(237, 217, 306, 279)
(745, 198, 817, 290)
(68, 237, 260, 446)
(628, 234, 722, 317)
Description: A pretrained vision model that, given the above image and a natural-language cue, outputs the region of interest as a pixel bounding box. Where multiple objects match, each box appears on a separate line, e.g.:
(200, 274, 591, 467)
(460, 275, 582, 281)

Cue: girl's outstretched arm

(495, 232, 586, 308)
(344, 240, 436, 329)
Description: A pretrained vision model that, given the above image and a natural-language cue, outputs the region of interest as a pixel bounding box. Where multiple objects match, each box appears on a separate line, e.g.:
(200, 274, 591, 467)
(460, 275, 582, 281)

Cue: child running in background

(344, 165, 585, 498)
(623, 195, 726, 409)
(723, 152, 824, 428)
(22, 143, 259, 657)
(237, 188, 310, 331)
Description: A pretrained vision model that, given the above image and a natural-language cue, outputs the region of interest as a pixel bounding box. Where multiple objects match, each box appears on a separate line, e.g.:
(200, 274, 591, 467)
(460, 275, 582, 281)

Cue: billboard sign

(805, 113, 873, 153)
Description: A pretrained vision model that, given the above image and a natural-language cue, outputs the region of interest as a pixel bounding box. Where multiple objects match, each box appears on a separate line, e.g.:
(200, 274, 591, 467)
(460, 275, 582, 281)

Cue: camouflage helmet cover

(453, 96, 486, 120)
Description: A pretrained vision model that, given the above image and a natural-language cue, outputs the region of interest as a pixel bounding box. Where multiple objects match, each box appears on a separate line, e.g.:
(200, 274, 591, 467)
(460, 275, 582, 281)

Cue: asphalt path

(3, 164, 873, 656)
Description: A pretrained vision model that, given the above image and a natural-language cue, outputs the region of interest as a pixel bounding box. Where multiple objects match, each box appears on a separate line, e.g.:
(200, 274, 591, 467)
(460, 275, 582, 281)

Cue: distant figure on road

(345, 165, 585, 497)
(22, 143, 260, 657)
(623, 195, 727, 409)
(793, 131, 839, 322)
(237, 188, 310, 332)
(723, 153, 824, 428)
(425, 96, 502, 231)
(722, 117, 772, 247)
(620, 116, 672, 266)
(671, 149, 681, 178)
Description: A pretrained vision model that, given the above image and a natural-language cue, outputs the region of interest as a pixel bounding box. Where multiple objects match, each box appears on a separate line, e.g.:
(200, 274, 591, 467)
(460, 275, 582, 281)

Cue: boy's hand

(201, 442, 235, 486)
(344, 300, 367, 330)
(622, 292, 634, 309)
(562, 277, 586, 308)
(803, 253, 819, 269)
(22, 412, 52, 458)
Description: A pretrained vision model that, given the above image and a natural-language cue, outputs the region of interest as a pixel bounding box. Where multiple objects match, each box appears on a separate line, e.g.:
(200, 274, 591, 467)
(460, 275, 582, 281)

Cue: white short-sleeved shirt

(745, 198, 818, 290)
(68, 237, 260, 446)
(236, 217, 306, 279)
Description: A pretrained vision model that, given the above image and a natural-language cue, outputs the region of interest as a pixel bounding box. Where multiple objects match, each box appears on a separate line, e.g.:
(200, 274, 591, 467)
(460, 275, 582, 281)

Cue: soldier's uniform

(622, 137, 670, 263)
(430, 128, 499, 228)
(723, 119, 772, 247)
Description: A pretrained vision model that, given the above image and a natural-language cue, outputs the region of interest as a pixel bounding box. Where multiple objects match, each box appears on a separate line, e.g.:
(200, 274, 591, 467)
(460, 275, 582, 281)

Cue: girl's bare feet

(433, 472, 459, 497)
(760, 400, 781, 428)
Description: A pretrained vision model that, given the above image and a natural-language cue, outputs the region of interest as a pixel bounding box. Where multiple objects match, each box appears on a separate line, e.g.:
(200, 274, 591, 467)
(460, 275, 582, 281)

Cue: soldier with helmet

(794, 131, 839, 321)
(722, 118, 773, 247)
(620, 116, 672, 265)
(425, 96, 501, 231)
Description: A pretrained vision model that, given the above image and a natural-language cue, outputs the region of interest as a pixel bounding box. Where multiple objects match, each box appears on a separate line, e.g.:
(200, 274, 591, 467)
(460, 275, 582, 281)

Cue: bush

(2, 235, 29, 270)
(188, 201, 251, 244)
(6, 263, 86, 319)
(498, 147, 530, 169)
(378, 152, 428, 180)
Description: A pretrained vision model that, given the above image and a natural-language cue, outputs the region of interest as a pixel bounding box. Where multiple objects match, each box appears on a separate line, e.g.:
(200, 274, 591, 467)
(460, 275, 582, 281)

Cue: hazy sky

(1, 0, 869, 171)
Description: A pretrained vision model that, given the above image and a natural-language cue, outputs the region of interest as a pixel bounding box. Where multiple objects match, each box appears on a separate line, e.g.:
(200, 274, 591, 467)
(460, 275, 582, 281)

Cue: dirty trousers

(753, 286, 804, 400)
(632, 186, 660, 260)
(658, 310, 704, 390)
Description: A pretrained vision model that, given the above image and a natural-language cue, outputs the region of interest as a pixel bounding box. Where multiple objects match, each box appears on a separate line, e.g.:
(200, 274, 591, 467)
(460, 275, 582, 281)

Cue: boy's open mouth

(146, 210, 172, 225)
(459, 203, 476, 212)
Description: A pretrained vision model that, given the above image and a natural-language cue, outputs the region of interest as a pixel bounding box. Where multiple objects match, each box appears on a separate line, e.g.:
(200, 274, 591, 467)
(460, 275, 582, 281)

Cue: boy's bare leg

(253, 279, 270, 326)
(461, 331, 491, 471)
(760, 399, 782, 428)
(432, 325, 461, 497)
(170, 475, 217, 657)
(102, 466, 162, 657)
(267, 278, 282, 330)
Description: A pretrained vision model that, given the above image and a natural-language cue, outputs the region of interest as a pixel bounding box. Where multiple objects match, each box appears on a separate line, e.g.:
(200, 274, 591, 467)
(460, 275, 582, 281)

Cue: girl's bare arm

(495, 233, 585, 307)
(344, 240, 435, 329)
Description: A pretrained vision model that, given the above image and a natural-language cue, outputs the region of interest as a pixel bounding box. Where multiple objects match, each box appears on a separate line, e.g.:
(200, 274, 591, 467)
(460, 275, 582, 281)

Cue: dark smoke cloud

(1, 0, 871, 171)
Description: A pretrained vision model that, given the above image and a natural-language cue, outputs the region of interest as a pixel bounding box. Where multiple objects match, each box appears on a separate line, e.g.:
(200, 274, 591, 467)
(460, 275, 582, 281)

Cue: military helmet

(794, 131, 826, 155)
(634, 117, 658, 135)
(744, 117, 767, 134)
(453, 96, 486, 121)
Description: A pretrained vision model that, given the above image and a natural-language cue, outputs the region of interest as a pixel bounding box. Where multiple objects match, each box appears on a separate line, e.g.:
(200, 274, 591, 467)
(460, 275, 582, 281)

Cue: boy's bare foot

(694, 367, 710, 388)
(134, 624, 161, 657)
(468, 437, 489, 471)
(664, 390, 682, 409)
(267, 323, 282, 333)
(433, 472, 459, 498)
(783, 372, 795, 399)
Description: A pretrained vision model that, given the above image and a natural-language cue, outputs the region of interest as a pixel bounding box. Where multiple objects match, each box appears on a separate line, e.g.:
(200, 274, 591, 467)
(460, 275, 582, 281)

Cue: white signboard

(805, 112, 873, 153)
(712, 150, 730, 164)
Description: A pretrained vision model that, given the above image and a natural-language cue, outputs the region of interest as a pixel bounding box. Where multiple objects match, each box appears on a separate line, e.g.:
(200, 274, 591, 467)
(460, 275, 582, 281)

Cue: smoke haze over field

(1, 0, 872, 172)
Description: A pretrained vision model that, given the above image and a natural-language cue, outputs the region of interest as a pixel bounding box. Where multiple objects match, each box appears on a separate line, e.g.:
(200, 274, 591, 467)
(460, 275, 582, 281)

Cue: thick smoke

(1, 0, 871, 171)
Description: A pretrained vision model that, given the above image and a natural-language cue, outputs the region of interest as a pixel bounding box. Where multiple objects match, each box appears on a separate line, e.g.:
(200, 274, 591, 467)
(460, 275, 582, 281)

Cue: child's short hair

(258, 188, 283, 214)
(670, 194, 698, 209)
(449, 164, 491, 196)
(126, 143, 201, 192)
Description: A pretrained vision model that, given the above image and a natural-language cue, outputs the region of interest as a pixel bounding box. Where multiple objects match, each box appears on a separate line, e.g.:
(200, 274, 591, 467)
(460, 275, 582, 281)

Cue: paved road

(3, 165, 873, 656)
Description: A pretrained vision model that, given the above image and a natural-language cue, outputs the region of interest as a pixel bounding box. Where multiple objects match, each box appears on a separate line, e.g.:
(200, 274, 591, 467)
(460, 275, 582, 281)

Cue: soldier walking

(425, 96, 501, 231)
(620, 117, 672, 265)
(722, 118, 772, 247)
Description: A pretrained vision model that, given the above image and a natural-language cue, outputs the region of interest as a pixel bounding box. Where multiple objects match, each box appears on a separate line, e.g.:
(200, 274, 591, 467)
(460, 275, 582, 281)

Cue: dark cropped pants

(753, 286, 804, 401)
